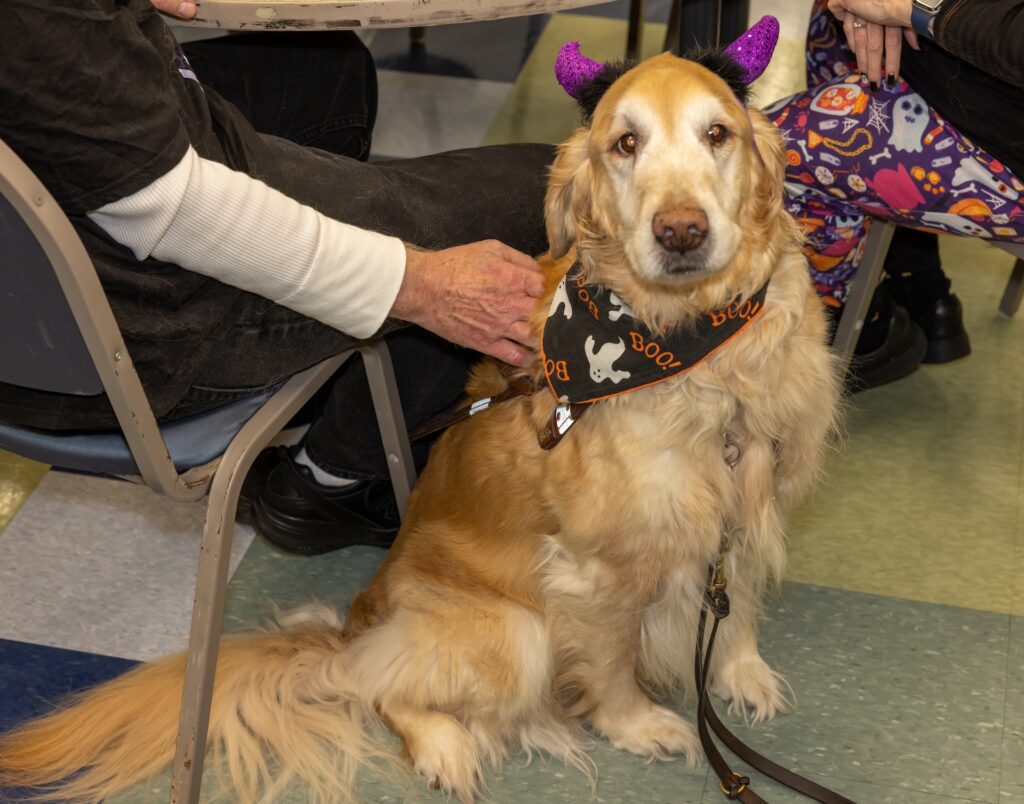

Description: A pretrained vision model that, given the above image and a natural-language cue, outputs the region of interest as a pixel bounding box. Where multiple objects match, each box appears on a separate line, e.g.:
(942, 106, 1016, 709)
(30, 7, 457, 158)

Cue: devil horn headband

(554, 14, 780, 100)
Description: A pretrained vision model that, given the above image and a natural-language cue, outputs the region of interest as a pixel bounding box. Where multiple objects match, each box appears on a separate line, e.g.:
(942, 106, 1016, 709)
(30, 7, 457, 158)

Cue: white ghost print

(920, 211, 991, 238)
(607, 291, 635, 322)
(888, 93, 928, 153)
(951, 156, 1019, 201)
(584, 336, 631, 384)
(548, 278, 574, 319)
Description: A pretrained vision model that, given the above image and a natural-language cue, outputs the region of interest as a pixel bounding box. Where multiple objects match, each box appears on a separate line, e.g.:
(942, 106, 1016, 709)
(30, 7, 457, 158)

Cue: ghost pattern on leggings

(775, 70, 1023, 299)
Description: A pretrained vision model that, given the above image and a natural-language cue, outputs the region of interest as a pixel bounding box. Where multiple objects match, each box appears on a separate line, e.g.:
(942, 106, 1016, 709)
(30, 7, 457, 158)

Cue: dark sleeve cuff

(935, 0, 1024, 89)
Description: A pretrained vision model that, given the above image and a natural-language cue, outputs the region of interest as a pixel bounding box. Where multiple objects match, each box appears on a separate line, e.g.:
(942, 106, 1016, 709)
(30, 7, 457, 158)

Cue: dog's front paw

(408, 716, 481, 804)
(595, 703, 701, 764)
(711, 654, 793, 724)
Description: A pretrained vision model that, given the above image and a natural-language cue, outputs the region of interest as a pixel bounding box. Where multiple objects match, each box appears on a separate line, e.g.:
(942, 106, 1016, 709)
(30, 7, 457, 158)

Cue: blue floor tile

(0, 637, 136, 732)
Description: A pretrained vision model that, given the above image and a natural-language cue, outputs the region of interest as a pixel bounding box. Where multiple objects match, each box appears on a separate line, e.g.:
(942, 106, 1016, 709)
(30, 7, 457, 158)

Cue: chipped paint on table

(172, 0, 610, 30)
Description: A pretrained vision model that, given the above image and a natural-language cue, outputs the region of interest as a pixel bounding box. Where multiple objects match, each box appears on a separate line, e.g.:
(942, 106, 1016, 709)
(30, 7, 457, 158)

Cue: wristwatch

(911, 0, 944, 38)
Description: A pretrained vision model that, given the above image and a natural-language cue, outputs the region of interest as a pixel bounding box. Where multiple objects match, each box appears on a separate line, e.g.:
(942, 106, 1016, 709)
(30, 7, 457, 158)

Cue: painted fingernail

(886, 73, 896, 86)
(870, 81, 879, 92)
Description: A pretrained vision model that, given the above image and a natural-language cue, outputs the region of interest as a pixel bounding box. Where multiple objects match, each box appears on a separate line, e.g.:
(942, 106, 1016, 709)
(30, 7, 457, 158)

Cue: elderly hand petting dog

(0, 0, 554, 557)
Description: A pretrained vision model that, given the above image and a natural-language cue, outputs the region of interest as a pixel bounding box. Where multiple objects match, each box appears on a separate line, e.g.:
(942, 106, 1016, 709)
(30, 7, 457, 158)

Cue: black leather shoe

(251, 449, 399, 555)
(914, 293, 971, 364)
(846, 304, 928, 391)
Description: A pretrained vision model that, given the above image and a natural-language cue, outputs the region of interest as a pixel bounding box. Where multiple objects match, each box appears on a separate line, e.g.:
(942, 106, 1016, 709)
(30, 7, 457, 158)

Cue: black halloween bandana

(541, 272, 768, 404)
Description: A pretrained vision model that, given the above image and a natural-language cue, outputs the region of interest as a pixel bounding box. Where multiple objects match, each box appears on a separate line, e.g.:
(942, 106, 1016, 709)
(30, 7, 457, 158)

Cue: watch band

(910, 2, 938, 38)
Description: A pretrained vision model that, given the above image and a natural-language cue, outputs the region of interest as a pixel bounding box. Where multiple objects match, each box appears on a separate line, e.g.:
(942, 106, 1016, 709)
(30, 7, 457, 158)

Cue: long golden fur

(0, 52, 841, 803)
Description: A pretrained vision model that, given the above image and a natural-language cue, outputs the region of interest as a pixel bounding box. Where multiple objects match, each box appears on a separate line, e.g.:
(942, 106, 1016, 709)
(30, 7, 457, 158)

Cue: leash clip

(721, 771, 751, 799)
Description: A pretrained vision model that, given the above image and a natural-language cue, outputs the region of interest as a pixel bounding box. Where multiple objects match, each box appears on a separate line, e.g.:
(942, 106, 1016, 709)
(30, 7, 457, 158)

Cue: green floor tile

(221, 538, 384, 634)
(999, 616, 1024, 801)
(732, 583, 1009, 802)
(699, 768, 985, 803)
(0, 449, 48, 536)
(110, 576, 1015, 803)
(786, 239, 1024, 614)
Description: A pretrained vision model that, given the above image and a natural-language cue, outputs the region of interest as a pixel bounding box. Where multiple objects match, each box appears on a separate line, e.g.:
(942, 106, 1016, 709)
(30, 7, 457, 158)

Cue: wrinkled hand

(828, 0, 920, 83)
(391, 241, 545, 367)
(151, 0, 197, 19)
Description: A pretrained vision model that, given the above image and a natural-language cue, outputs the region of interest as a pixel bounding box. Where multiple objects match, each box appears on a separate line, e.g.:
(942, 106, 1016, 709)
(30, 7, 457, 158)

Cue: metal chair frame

(0, 138, 416, 803)
(832, 219, 1024, 359)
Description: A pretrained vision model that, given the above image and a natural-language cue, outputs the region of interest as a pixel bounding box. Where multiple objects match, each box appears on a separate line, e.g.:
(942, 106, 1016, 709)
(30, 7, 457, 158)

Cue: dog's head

(547, 23, 798, 325)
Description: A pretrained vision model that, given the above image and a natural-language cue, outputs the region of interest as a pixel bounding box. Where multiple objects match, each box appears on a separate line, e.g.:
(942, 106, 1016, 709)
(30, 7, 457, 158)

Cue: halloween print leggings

(766, 0, 1024, 307)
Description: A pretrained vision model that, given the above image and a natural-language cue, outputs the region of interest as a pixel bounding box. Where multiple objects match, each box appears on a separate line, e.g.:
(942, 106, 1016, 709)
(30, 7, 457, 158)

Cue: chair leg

(168, 457, 251, 803)
(165, 353, 351, 803)
(832, 219, 896, 360)
(626, 0, 645, 60)
(360, 342, 416, 517)
(999, 257, 1024, 318)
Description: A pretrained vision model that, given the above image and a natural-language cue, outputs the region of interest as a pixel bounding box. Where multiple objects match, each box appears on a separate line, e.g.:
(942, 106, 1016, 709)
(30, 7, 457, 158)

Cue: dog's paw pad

(711, 655, 793, 723)
(600, 704, 701, 763)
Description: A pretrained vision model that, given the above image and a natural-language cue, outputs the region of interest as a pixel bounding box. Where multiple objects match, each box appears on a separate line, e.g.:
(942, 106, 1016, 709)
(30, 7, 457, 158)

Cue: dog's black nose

(652, 207, 708, 253)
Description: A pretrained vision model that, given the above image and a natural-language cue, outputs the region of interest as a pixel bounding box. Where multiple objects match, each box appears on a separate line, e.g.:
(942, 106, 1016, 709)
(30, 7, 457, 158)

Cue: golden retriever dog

(0, 44, 840, 804)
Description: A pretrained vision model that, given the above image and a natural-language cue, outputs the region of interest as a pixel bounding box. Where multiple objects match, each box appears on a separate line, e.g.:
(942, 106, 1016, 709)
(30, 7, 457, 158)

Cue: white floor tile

(371, 70, 513, 159)
(0, 472, 254, 662)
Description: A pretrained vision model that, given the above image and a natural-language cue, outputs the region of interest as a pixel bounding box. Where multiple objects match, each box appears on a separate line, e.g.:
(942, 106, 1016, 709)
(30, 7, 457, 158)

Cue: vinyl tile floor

(2, 2, 1023, 802)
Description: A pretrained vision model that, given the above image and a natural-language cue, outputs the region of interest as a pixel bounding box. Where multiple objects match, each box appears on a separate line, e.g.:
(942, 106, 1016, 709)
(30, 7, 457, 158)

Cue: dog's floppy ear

(545, 127, 591, 259)
(747, 108, 789, 229)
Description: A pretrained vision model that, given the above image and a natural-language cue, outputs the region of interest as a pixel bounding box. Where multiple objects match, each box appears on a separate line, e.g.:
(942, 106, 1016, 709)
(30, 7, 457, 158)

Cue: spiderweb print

(867, 98, 890, 134)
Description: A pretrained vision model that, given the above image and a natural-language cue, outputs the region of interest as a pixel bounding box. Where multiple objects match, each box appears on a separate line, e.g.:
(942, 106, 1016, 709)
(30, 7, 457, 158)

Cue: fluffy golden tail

(0, 605, 392, 803)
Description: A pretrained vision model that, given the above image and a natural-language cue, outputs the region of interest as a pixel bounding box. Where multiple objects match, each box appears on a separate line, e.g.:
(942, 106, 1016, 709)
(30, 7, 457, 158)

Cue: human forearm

(935, 0, 1024, 88)
(88, 146, 406, 339)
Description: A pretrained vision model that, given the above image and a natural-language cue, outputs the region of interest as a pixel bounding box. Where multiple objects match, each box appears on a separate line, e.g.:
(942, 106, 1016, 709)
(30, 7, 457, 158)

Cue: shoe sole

(250, 497, 397, 556)
(923, 330, 971, 364)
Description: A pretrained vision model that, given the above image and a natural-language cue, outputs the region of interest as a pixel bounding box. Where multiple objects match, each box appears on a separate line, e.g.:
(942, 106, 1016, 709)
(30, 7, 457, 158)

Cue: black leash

(696, 558, 857, 803)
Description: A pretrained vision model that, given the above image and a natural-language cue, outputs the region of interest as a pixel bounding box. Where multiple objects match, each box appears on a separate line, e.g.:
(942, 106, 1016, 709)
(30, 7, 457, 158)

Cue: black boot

(882, 229, 971, 364)
(830, 286, 927, 391)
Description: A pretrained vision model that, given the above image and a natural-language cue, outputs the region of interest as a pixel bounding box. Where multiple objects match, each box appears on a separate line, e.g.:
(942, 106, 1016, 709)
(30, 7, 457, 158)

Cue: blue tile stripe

(0, 637, 136, 732)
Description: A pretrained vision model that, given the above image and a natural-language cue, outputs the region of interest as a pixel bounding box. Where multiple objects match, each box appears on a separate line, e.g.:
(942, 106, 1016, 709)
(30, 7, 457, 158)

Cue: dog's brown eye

(707, 124, 729, 146)
(615, 133, 637, 156)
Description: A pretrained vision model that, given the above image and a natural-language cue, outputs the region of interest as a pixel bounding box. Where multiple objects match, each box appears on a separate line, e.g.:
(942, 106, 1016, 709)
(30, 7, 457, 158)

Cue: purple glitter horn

(722, 14, 780, 85)
(554, 15, 780, 99)
(555, 41, 606, 100)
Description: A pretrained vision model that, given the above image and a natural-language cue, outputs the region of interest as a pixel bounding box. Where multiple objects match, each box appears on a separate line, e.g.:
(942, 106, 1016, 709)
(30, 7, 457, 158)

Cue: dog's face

(546, 53, 789, 321)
